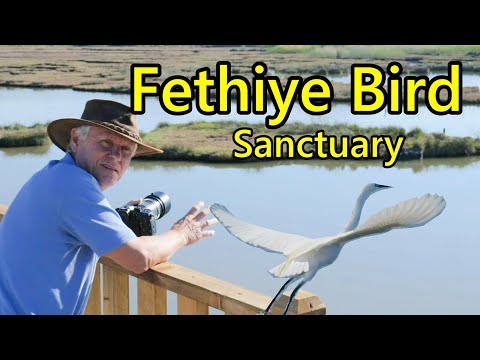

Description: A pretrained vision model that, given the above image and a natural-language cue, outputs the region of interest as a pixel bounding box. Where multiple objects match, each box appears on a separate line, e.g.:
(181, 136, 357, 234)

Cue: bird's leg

(282, 279, 307, 315)
(264, 277, 298, 315)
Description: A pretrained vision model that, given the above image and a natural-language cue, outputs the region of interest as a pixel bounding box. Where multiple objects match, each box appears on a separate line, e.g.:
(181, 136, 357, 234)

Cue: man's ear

(70, 128, 79, 152)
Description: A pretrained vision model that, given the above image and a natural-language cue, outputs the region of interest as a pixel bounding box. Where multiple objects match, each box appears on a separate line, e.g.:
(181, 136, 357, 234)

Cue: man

(0, 99, 218, 315)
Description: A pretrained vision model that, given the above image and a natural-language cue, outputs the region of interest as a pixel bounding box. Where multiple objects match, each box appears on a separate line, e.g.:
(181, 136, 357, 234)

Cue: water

(1, 87, 480, 137)
(1, 87, 480, 314)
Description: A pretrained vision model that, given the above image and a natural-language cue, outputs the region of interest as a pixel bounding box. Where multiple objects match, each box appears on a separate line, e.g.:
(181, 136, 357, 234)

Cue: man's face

(70, 126, 136, 191)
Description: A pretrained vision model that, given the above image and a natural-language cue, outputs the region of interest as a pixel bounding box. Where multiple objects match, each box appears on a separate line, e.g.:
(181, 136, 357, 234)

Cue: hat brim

(47, 118, 163, 157)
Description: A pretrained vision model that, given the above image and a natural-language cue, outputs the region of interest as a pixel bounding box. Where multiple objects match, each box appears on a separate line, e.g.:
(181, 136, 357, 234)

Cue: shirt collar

(59, 152, 77, 166)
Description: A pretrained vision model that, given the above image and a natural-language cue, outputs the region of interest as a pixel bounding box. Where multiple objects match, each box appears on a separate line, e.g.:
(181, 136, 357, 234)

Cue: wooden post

(178, 295, 209, 315)
(137, 279, 167, 315)
(103, 265, 130, 315)
(85, 263, 102, 315)
(269, 291, 327, 315)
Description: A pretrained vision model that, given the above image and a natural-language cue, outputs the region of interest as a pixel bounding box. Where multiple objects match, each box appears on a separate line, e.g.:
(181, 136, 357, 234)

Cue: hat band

(99, 121, 142, 142)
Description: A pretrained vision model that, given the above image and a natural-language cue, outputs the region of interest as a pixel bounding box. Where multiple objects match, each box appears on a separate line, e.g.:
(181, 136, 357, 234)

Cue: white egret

(210, 184, 446, 315)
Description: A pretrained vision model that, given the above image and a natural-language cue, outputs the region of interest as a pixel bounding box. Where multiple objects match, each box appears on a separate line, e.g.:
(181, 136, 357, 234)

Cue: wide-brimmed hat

(47, 99, 163, 157)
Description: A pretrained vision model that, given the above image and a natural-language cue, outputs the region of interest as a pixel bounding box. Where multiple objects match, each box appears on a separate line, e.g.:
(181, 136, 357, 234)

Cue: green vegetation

(405, 129, 480, 157)
(0, 124, 50, 147)
(267, 45, 480, 59)
(1, 45, 480, 103)
(2, 121, 480, 162)
(139, 121, 480, 162)
(1, 45, 480, 162)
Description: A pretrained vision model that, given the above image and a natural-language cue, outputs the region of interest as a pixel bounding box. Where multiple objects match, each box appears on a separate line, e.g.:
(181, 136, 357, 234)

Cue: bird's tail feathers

(269, 259, 309, 278)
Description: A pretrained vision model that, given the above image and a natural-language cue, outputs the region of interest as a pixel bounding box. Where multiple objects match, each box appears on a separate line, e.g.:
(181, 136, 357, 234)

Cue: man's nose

(109, 145, 122, 159)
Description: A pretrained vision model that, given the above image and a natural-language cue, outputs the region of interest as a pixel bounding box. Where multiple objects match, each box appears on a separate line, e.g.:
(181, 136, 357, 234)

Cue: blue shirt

(0, 152, 136, 314)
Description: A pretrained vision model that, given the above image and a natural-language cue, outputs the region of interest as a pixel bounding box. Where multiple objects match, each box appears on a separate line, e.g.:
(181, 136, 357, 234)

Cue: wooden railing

(0, 204, 326, 315)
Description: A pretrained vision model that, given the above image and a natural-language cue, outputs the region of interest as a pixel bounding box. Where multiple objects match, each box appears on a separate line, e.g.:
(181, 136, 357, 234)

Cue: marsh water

(2, 86, 480, 137)
(1, 87, 480, 314)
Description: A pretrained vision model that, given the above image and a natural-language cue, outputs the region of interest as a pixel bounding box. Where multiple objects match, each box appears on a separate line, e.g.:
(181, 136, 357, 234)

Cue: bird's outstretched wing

(337, 193, 446, 244)
(210, 203, 313, 255)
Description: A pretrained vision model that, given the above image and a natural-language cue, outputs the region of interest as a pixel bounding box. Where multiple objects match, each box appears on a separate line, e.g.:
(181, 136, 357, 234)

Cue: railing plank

(103, 265, 129, 315)
(178, 295, 209, 315)
(270, 291, 326, 315)
(100, 257, 326, 315)
(85, 263, 102, 315)
(137, 279, 167, 315)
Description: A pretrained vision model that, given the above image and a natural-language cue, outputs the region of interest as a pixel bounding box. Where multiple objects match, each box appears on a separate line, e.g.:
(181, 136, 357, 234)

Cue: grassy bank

(0, 124, 50, 147)
(267, 45, 480, 60)
(2, 121, 480, 163)
(139, 121, 480, 162)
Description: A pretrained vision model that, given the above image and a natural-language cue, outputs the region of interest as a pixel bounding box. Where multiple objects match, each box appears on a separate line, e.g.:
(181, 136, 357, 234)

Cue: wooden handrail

(96, 257, 325, 315)
(0, 204, 326, 315)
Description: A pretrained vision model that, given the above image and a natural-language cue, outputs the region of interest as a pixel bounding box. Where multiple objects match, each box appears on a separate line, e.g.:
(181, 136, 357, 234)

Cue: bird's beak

(376, 184, 392, 188)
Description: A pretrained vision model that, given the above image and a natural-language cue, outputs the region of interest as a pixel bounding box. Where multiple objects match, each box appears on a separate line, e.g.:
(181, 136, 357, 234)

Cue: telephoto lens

(138, 192, 171, 220)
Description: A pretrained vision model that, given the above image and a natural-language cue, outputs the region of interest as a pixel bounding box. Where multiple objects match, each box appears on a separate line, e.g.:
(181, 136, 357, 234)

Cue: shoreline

(1, 82, 480, 105)
(2, 45, 480, 104)
(2, 45, 480, 163)
(2, 121, 479, 164)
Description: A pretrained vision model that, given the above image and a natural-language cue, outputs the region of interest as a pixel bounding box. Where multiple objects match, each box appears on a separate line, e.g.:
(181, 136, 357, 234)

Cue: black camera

(116, 192, 171, 236)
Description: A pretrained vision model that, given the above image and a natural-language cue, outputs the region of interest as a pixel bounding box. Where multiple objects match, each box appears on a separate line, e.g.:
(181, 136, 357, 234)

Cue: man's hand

(107, 200, 218, 274)
(171, 201, 218, 246)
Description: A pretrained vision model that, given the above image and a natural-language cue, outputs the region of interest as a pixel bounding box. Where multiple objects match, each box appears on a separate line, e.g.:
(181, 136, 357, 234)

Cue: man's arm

(105, 201, 217, 274)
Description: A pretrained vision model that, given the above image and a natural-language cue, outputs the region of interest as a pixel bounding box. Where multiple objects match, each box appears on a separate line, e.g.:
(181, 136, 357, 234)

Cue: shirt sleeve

(58, 174, 136, 256)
